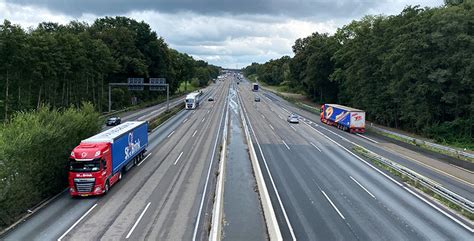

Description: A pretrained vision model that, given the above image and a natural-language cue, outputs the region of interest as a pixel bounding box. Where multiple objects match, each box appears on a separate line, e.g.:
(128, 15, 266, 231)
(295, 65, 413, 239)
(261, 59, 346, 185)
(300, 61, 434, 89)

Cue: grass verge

(369, 129, 474, 163)
(352, 146, 474, 221)
(148, 104, 185, 131)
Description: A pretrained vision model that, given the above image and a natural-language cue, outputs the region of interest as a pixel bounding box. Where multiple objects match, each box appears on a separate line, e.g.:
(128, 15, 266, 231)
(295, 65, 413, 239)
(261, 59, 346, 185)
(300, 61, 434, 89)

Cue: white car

(287, 114, 299, 124)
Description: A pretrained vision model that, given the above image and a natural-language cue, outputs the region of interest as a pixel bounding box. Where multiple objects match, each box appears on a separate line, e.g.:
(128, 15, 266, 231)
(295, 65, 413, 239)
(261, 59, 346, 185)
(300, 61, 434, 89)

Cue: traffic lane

(260, 89, 474, 200)
(63, 79, 229, 240)
(2, 83, 222, 241)
(106, 77, 229, 240)
(119, 83, 217, 122)
(239, 91, 355, 240)
(260, 92, 473, 239)
(2, 193, 96, 241)
(134, 86, 228, 240)
(241, 87, 472, 240)
(312, 123, 474, 200)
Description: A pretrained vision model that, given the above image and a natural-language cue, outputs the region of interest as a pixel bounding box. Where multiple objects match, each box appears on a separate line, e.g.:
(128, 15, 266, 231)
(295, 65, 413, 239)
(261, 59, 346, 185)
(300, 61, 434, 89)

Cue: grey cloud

(8, 0, 385, 20)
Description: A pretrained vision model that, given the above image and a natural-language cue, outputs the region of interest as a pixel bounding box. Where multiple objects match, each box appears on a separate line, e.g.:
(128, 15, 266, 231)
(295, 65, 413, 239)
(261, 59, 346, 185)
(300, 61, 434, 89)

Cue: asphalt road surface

(2, 81, 228, 241)
(237, 79, 472, 241)
(2, 75, 472, 241)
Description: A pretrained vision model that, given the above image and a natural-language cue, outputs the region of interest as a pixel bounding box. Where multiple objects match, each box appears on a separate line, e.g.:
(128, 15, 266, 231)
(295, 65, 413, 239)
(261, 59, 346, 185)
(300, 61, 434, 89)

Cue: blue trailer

(70, 121, 148, 196)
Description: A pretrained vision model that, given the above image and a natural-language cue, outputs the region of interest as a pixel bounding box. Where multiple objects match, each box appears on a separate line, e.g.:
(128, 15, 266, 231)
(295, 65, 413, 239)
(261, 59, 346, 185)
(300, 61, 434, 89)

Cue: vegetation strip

(148, 104, 185, 131)
(244, 2, 473, 149)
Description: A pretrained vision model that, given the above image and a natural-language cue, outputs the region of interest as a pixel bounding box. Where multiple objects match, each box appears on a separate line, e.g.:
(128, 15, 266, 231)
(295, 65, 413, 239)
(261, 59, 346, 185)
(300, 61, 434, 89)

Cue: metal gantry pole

(108, 84, 112, 113)
(166, 84, 170, 111)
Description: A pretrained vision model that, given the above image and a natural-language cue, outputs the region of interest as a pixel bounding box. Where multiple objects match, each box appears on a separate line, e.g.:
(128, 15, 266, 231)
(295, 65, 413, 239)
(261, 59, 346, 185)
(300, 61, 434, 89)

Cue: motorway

(258, 90, 474, 201)
(2, 74, 473, 241)
(2, 80, 229, 241)
(237, 79, 473, 240)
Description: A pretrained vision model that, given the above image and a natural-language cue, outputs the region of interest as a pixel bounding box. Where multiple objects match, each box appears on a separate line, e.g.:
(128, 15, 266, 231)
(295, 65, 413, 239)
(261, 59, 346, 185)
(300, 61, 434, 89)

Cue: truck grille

(74, 178, 95, 193)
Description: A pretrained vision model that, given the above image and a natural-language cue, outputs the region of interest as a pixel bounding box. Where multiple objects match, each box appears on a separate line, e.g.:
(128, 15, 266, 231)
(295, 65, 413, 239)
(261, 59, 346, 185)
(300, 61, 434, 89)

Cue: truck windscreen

(186, 99, 194, 103)
(69, 159, 100, 172)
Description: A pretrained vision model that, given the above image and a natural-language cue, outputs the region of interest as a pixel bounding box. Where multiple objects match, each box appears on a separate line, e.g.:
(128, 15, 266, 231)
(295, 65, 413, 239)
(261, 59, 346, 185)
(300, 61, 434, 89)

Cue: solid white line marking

(309, 142, 322, 152)
(356, 133, 379, 144)
(174, 152, 184, 165)
(350, 176, 376, 199)
(282, 140, 290, 150)
(137, 153, 152, 166)
(244, 107, 297, 241)
(303, 121, 474, 232)
(449, 164, 474, 174)
(192, 130, 198, 137)
(201, 117, 206, 122)
(321, 190, 345, 220)
(261, 114, 266, 119)
(269, 124, 274, 131)
(167, 130, 175, 138)
(207, 110, 210, 114)
(126, 202, 151, 239)
(57, 204, 98, 241)
(183, 118, 188, 123)
(290, 125, 296, 131)
(278, 115, 283, 119)
(192, 90, 228, 241)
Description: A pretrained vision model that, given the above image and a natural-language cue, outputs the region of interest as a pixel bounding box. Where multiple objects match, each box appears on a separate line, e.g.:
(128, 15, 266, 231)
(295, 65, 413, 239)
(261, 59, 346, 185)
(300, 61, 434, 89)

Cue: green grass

(369, 129, 474, 163)
(352, 146, 474, 221)
(177, 81, 199, 93)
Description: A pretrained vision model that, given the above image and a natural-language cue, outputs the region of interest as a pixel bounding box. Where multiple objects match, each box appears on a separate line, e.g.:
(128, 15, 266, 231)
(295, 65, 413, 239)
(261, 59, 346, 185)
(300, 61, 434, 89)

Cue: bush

(0, 102, 101, 228)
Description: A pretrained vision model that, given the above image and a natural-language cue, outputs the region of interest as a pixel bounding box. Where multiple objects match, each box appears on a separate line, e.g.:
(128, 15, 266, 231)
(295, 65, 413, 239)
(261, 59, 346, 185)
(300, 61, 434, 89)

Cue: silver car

(287, 114, 299, 124)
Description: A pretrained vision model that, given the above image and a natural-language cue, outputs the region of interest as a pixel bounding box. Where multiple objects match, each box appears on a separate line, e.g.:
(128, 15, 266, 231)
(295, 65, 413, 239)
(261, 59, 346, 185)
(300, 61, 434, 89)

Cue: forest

(243, 1, 473, 146)
(0, 16, 220, 119)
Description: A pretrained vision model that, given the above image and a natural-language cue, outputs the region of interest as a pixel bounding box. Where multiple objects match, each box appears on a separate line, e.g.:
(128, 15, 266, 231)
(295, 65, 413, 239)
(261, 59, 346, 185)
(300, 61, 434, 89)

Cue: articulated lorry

(320, 104, 365, 133)
(252, 83, 259, 92)
(185, 92, 201, 110)
(68, 121, 148, 197)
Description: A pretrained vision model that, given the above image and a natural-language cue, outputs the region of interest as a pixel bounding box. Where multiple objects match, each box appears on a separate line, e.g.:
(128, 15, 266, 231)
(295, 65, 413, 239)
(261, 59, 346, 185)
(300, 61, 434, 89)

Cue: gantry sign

(108, 78, 169, 112)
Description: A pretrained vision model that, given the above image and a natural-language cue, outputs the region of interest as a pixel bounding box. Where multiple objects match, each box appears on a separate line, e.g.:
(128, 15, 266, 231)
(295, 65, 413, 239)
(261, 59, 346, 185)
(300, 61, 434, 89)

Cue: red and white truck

(320, 104, 366, 133)
(68, 121, 148, 197)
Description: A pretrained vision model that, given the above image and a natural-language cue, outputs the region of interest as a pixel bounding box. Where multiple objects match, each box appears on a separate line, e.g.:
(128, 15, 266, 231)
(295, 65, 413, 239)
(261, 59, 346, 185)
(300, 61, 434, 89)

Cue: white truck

(185, 92, 201, 110)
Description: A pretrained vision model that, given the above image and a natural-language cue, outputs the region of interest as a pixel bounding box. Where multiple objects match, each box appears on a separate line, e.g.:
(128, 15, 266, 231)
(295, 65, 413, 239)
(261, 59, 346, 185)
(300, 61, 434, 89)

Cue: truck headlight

(70, 188, 75, 193)
(94, 186, 102, 192)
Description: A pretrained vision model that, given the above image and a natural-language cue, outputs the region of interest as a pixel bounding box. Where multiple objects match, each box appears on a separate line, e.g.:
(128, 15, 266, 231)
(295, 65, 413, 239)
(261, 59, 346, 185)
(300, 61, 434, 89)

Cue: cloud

(1, 0, 443, 68)
(7, 0, 387, 20)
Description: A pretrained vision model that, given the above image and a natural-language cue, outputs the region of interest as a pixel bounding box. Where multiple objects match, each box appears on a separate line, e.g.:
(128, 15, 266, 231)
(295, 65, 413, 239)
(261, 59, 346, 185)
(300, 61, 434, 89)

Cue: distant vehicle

(237, 81, 240, 85)
(287, 114, 299, 124)
(252, 83, 259, 92)
(254, 97, 260, 102)
(208, 96, 214, 101)
(69, 121, 148, 197)
(106, 117, 121, 126)
(320, 104, 365, 133)
(185, 92, 201, 109)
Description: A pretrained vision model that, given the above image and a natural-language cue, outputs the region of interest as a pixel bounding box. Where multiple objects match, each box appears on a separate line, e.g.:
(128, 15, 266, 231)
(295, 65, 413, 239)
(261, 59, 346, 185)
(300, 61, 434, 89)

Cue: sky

(0, 0, 442, 68)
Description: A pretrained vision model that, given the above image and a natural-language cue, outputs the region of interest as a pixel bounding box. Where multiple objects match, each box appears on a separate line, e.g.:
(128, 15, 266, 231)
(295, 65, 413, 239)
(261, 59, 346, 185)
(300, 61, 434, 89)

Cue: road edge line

(238, 90, 284, 241)
(209, 95, 230, 241)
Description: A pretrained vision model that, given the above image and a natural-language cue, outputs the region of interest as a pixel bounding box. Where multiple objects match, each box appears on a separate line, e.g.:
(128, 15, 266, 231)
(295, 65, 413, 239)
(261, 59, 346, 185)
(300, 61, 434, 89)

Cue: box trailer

(320, 104, 365, 133)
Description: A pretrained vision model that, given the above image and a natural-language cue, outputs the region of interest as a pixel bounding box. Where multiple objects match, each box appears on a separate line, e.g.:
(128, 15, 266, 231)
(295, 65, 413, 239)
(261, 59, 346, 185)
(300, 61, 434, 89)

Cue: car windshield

(69, 159, 100, 172)
(108, 117, 116, 121)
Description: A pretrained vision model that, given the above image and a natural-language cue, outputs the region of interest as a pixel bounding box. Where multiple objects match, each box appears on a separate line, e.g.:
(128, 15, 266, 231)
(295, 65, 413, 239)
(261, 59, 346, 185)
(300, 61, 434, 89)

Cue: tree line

(244, 2, 473, 146)
(0, 103, 101, 228)
(0, 16, 220, 120)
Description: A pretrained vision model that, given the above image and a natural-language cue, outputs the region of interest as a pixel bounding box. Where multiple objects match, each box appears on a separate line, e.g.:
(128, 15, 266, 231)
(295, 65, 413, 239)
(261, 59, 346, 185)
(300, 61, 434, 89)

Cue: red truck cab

(68, 143, 120, 197)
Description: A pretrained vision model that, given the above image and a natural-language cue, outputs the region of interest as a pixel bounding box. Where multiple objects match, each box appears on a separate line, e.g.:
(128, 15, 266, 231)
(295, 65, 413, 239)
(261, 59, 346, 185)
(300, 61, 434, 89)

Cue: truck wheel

(104, 181, 110, 194)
